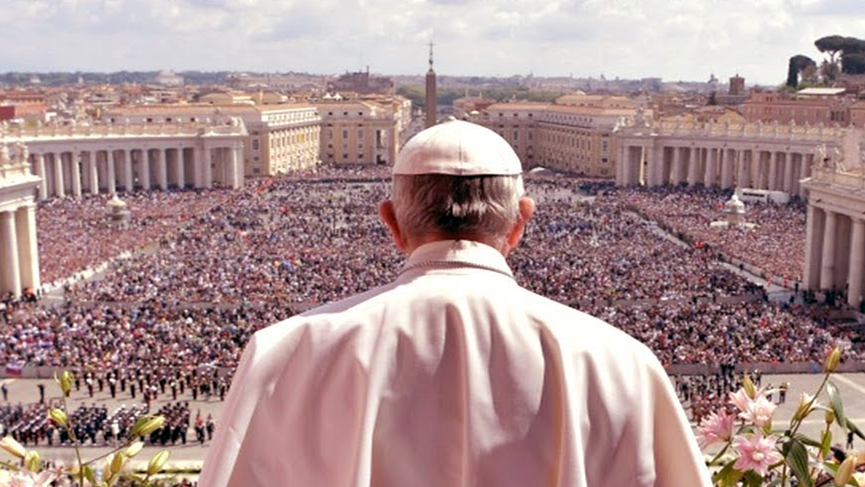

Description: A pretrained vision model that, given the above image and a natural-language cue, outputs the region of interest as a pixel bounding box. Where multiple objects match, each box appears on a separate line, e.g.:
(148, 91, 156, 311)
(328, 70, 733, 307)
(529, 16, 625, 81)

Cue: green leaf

(785, 439, 813, 487)
(744, 470, 764, 487)
(847, 418, 865, 440)
(794, 434, 823, 449)
(821, 430, 833, 459)
(712, 460, 745, 487)
(827, 381, 847, 430)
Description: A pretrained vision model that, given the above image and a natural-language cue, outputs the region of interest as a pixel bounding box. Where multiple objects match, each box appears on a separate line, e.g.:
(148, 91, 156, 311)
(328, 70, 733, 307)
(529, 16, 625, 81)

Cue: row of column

(617, 143, 815, 196)
(30, 145, 244, 200)
(803, 206, 865, 306)
(0, 204, 39, 299)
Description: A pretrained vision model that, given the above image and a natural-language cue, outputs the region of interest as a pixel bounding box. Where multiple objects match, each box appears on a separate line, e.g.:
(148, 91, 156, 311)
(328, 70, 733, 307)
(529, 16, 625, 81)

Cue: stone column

(203, 147, 213, 189)
(704, 148, 714, 187)
(798, 154, 809, 198)
(687, 147, 700, 186)
(156, 149, 168, 190)
(124, 149, 134, 192)
(768, 151, 778, 191)
(229, 146, 243, 189)
(193, 148, 204, 189)
(783, 153, 794, 193)
(804, 205, 824, 290)
(71, 152, 83, 197)
(721, 149, 736, 189)
(140, 149, 151, 190)
(176, 148, 186, 189)
(820, 210, 838, 290)
(88, 151, 99, 195)
(671, 147, 683, 185)
(731, 150, 749, 188)
(14, 204, 39, 291)
(0, 210, 21, 299)
(616, 143, 626, 186)
(647, 144, 660, 187)
(108, 150, 118, 195)
(848, 219, 865, 306)
(53, 153, 65, 198)
(34, 153, 48, 200)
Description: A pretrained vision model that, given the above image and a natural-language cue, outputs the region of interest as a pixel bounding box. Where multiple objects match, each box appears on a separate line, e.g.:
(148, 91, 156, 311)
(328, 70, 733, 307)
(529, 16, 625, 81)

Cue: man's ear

(504, 197, 536, 253)
(379, 200, 409, 252)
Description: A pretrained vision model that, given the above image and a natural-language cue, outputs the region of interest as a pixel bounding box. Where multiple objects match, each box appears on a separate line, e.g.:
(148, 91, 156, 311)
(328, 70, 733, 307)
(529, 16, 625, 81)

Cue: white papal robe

(199, 239, 711, 487)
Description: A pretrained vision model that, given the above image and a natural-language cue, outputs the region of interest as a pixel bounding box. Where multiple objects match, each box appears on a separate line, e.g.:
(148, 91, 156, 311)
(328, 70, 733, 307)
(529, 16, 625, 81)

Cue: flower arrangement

(0, 371, 172, 487)
(700, 347, 865, 487)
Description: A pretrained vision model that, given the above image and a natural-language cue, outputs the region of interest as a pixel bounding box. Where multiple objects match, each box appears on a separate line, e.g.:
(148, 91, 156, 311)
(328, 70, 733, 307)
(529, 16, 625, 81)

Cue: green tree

(842, 52, 865, 74)
(820, 59, 840, 82)
(815, 35, 848, 64)
(787, 55, 816, 88)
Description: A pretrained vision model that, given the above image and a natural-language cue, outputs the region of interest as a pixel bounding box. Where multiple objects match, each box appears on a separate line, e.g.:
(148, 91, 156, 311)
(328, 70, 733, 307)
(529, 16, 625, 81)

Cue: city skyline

(2, 0, 863, 85)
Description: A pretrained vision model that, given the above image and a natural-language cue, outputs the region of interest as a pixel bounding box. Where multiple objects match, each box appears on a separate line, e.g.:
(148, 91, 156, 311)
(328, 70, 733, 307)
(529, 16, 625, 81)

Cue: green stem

(781, 371, 832, 487)
(82, 438, 135, 466)
(0, 460, 19, 471)
(61, 394, 85, 486)
(709, 441, 731, 466)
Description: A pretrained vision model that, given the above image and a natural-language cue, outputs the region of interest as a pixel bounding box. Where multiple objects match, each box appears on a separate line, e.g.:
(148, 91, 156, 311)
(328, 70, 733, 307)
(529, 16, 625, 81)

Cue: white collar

(400, 240, 514, 279)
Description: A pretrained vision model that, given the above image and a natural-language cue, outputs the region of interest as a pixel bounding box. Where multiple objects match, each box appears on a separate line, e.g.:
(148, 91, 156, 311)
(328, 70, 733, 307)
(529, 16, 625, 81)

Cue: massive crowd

(0, 166, 860, 436)
(619, 186, 807, 283)
(37, 191, 232, 286)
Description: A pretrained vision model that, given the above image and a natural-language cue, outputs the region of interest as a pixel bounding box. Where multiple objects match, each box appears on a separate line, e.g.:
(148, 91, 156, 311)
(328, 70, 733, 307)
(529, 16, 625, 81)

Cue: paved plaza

(0, 371, 863, 466)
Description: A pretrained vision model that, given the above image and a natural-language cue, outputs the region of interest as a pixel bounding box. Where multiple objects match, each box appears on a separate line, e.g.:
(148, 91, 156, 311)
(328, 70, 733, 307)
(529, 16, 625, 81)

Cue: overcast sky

(3, 0, 864, 84)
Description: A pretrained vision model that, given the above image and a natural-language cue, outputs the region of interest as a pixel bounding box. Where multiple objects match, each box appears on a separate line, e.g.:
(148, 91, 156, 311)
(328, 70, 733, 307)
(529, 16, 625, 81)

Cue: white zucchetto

(393, 119, 523, 176)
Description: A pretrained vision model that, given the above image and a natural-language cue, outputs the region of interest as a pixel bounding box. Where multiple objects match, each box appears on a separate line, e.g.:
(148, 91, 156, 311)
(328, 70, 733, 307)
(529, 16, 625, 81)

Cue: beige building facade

(0, 143, 41, 298)
(315, 100, 401, 165)
(103, 104, 321, 177)
(3, 118, 247, 199)
(803, 162, 865, 306)
(615, 118, 854, 197)
(472, 95, 641, 177)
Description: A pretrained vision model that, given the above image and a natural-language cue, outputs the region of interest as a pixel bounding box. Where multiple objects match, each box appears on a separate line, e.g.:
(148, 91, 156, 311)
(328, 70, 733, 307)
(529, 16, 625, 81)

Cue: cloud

(0, 0, 861, 83)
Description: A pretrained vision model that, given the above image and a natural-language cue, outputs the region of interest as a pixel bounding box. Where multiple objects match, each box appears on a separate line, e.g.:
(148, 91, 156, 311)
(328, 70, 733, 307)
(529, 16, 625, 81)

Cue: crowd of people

(0, 166, 860, 438)
(37, 190, 232, 286)
(619, 186, 807, 283)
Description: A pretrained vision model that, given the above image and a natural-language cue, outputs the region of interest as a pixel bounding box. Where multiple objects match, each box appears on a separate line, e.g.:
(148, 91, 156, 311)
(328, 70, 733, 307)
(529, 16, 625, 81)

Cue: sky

(2, 0, 865, 85)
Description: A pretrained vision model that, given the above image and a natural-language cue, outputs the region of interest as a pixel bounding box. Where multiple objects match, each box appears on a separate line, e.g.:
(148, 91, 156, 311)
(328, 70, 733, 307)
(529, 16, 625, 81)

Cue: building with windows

(743, 90, 853, 126)
(103, 104, 320, 176)
(471, 94, 642, 177)
(314, 100, 401, 165)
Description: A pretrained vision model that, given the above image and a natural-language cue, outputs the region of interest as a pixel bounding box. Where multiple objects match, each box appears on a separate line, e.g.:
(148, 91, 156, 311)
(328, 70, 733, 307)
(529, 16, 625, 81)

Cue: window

(252, 139, 260, 150)
(253, 156, 260, 162)
(146, 118, 153, 123)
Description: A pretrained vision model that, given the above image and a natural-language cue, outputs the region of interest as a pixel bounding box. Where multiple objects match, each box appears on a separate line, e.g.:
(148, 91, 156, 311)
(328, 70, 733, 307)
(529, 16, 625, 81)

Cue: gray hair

(391, 174, 524, 244)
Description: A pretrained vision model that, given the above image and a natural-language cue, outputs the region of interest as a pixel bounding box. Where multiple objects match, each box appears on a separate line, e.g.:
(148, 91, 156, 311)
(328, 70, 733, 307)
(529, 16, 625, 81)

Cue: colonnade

(0, 203, 39, 299)
(803, 205, 865, 306)
(29, 144, 245, 200)
(617, 142, 820, 196)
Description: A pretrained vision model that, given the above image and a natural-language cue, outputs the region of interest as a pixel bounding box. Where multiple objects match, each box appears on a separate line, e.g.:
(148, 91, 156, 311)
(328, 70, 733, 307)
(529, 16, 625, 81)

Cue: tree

(820, 59, 840, 82)
(842, 52, 865, 74)
(815, 35, 849, 64)
(801, 65, 820, 84)
(787, 55, 816, 88)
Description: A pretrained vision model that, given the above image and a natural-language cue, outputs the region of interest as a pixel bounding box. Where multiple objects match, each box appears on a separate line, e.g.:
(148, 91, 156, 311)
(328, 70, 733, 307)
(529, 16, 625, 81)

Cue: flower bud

(0, 436, 26, 459)
(125, 441, 144, 458)
(24, 450, 40, 473)
(793, 393, 814, 422)
(110, 452, 125, 474)
(826, 410, 836, 425)
(825, 347, 842, 373)
(147, 450, 170, 476)
(743, 374, 757, 399)
(129, 416, 149, 438)
(834, 456, 855, 487)
(138, 416, 166, 437)
(48, 409, 67, 428)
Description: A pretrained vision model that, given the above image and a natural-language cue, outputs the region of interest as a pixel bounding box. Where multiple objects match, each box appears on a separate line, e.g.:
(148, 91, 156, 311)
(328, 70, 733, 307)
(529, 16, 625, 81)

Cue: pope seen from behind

(198, 119, 712, 487)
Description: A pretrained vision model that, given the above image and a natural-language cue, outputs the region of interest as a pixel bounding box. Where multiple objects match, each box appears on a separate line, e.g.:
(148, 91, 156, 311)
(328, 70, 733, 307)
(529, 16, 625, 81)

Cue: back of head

(392, 120, 525, 247)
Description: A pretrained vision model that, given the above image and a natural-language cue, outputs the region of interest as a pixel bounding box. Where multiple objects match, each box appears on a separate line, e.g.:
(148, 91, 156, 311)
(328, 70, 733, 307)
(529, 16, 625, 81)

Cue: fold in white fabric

(199, 240, 711, 487)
